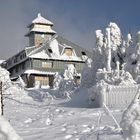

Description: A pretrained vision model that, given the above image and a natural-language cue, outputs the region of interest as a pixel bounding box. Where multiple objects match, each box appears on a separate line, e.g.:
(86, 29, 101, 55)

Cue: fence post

(0, 82, 3, 116)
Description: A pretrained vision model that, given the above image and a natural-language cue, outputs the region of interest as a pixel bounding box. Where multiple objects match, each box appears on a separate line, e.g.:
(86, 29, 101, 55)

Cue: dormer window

(64, 48, 73, 56)
(81, 51, 86, 55)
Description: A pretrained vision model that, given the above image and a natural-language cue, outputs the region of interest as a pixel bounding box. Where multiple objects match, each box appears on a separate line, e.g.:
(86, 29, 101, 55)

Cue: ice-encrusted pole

(103, 103, 120, 128)
(106, 28, 112, 72)
(0, 82, 1, 116)
(0, 82, 3, 116)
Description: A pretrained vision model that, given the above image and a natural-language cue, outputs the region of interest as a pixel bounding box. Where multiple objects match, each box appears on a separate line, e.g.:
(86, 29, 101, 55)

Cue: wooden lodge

(2, 13, 92, 88)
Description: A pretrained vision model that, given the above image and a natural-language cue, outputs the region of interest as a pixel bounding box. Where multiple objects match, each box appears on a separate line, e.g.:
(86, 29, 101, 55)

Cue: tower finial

(38, 13, 41, 17)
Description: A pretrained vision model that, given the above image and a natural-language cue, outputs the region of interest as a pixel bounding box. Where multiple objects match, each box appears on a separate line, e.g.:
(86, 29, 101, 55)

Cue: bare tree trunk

(0, 82, 4, 116)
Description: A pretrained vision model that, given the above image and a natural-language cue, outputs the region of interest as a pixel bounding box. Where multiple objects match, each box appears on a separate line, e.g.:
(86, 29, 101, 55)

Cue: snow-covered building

(2, 13, 91, 88)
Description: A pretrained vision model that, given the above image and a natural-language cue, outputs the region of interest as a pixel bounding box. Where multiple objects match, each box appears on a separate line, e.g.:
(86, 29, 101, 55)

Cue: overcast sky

(0, 0, 140, 59)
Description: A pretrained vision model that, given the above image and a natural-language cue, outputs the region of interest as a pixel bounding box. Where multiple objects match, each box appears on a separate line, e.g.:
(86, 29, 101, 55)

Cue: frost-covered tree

(95, 22, 125, 71)
(0, 66, 12, 115)
(123, 31, 140, 82)
(53, 64, 78, 98)
(87, 22, 138, 107)
(63, 64, 77, 80)
(0, 66, 27, 115)
(53, 72, 63, 90)
(120, 88, 140, 140)
(80, 58, 94, 88)
(0, 66, 12, 90)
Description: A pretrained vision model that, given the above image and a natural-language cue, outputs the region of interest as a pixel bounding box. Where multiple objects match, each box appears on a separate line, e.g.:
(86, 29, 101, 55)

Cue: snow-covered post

(106, 28, 112, 72)
(116, 61, 120, 78)
(97, 111, 102, 140)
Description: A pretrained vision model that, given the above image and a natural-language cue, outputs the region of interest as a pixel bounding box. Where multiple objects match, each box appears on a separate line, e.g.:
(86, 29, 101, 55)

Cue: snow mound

(0, 66, 12, 90)
(0, 116, 22, 140)
(66, 88, 90, 108)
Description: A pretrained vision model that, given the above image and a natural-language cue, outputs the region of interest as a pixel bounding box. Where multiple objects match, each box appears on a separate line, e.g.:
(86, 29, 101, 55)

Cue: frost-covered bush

(53, 72, 63, 90)
(120, 92, 140, 140)
(0, 66, 12, 90)
(80, 58, 94, 88)
(14, 76, 26, 88)
(53, 64, 77, 98)
(63, 64, 77, 80)
(86, 22, 139, 107)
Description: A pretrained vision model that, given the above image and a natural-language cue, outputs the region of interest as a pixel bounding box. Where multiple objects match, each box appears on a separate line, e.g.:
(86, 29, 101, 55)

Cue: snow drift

(0, 116, 22, 140)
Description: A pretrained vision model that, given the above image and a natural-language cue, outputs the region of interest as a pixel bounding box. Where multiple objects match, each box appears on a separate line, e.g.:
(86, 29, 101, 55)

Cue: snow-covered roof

(29, 50, 49, 59)
(29, 53, 82, 61)
(30, 27, 56, 34)
(0, 60, 5, 65)
(27, 35, 92, 62)
(32, 13, 53, 25)
(24, 69, 55, 75)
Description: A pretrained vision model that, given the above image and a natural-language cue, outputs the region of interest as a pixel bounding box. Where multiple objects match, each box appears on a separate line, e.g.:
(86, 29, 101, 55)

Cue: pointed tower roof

(25, 13, 56, 36)
(32, 13, 53, 25)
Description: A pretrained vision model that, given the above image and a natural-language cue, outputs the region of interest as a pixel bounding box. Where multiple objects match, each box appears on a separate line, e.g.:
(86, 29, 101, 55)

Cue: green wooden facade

(2, 13, 92, 88)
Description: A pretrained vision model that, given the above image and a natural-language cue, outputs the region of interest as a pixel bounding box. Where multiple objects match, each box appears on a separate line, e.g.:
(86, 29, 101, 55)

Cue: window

(22, 63, 25, 69)
(48, 48, 53, 53)
(14, 58, 17, 63)
(20, 55, 22, 60)
(35, 76, 49, 86)
(132, 60, 137, 65)
(81, 51, 86, 55)
(64, 48, 73, 56)
(42, 62, 52, 68)
(15, 67, 18, 72)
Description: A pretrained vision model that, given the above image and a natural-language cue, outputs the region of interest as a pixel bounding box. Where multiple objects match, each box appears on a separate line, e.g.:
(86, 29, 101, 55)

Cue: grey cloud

(0, 1, 96, 59)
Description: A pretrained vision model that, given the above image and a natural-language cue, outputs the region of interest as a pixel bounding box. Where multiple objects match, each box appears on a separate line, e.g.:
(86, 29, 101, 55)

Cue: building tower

(25, 13, 56, 46)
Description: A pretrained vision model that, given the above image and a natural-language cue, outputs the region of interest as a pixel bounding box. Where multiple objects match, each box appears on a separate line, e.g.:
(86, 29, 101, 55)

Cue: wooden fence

(98, 85, 139, 107)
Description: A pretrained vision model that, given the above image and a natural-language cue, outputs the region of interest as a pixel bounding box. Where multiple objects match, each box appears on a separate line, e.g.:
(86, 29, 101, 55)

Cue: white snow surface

(4, 87, 124, 140)
(0, 65, 123, 140)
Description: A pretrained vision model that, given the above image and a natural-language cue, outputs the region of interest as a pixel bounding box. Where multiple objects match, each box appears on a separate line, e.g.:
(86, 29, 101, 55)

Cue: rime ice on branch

(88, 22, 138, 107)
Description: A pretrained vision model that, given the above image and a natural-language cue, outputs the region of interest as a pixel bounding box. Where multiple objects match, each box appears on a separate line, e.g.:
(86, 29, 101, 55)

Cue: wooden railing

(99, 85, 139, 107)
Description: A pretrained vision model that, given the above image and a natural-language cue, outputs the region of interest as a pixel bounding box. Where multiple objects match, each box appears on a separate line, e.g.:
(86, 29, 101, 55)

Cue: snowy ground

(4, 88, 124, 140)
